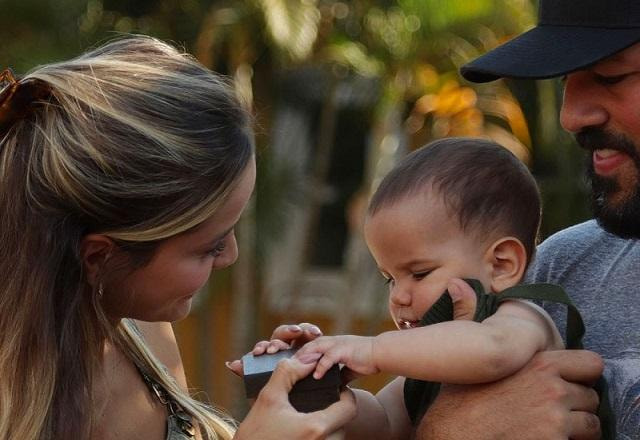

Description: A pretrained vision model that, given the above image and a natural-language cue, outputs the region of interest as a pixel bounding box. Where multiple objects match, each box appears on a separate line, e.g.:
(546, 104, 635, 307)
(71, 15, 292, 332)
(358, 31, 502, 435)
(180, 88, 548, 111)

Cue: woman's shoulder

(133, 320, 188, 390)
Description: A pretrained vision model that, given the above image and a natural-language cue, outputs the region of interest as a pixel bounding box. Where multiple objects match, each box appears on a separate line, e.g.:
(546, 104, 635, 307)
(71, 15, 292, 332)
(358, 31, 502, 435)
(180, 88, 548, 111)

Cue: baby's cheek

(387, 307, 401, 328)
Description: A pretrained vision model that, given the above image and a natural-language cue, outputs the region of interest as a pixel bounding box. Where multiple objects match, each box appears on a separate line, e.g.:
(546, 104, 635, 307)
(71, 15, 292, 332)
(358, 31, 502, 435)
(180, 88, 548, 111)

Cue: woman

(0, 35, 354, 439)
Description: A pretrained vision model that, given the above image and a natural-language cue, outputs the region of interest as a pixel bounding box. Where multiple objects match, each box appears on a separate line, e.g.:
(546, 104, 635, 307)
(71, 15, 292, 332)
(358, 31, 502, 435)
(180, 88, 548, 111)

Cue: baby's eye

(380, 273, 394, 286)
(412, 271, 430, 281)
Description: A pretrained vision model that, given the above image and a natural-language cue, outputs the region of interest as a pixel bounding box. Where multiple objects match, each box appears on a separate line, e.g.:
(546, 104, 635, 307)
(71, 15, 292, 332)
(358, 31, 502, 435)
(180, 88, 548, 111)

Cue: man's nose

(560, 72, 608, 133)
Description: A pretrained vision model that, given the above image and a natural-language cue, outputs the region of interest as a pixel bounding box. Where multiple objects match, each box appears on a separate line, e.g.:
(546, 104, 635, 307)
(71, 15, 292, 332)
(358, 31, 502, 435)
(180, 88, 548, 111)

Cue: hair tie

(0, 68, 52, 134)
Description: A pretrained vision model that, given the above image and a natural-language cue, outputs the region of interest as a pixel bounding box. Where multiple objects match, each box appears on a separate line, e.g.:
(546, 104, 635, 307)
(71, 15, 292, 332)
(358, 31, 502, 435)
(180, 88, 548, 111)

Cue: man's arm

(415, 350, 603, 439)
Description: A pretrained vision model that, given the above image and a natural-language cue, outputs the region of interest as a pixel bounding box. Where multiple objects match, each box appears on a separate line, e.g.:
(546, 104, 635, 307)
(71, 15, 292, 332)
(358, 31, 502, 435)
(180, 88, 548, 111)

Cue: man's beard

(578, 128, 640, 239)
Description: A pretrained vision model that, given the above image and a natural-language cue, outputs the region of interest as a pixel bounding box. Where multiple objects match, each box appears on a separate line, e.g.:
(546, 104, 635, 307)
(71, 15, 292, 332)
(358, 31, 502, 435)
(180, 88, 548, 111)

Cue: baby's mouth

(397, 319, 420, 329)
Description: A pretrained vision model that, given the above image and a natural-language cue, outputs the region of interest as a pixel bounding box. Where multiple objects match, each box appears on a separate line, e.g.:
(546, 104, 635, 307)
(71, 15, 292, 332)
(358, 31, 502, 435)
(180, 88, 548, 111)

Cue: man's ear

(484, 237, 527, 293)
(80, 233, 116, 286)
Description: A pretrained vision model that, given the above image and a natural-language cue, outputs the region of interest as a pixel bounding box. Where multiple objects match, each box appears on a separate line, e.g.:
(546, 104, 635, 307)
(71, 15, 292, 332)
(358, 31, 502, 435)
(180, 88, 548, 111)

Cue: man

(416, 0, 640, 438)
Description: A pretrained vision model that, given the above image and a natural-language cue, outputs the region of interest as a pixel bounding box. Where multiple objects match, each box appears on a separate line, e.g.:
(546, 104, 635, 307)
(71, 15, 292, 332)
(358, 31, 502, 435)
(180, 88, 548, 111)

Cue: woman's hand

(262, 322, 324, 351)
(234, 357, 356, 440)
(226, 323, 324, 376)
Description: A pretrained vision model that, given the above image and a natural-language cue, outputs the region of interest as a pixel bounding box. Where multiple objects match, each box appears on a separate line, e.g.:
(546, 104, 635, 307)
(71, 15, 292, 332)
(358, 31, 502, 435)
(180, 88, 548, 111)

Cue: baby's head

(364, 137, 540, 329)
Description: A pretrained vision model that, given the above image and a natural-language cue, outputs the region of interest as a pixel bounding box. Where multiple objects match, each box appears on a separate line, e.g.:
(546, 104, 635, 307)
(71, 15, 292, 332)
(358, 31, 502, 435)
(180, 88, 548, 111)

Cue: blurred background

(2, 0, 592, 420)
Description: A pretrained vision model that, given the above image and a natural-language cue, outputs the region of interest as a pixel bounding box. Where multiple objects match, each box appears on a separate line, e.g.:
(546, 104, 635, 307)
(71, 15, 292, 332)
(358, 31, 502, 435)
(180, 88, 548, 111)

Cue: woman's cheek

(187, 261, 215, 292)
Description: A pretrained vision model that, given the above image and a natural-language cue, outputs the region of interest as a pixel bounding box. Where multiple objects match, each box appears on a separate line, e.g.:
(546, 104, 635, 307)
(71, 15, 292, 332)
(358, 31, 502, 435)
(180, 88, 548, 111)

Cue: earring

(98, 283, 104, 298)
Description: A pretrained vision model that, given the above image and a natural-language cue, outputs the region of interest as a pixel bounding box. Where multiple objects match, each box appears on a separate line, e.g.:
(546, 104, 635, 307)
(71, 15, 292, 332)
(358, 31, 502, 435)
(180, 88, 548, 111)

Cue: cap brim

(461, 25, 640, 83)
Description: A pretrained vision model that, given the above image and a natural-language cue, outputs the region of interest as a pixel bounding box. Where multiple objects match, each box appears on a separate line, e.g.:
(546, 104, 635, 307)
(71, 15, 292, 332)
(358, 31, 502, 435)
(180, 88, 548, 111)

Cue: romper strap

(494, 282, 585, 349)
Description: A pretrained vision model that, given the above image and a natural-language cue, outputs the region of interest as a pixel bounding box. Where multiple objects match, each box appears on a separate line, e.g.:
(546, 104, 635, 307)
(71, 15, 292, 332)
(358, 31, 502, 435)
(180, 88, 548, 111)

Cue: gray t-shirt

(526, 220, 640, 439)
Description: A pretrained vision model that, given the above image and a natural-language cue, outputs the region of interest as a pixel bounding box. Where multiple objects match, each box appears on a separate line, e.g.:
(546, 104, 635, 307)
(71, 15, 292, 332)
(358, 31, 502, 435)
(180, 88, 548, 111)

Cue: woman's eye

(207, 242, 226, 257)
(412, 271, 430, 280)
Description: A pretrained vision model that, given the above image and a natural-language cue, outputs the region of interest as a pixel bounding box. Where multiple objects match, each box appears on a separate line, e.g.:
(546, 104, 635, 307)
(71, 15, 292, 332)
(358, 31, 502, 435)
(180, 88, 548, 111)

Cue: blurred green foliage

(0, 0, 593, 415)
(0, 0, 590, 239)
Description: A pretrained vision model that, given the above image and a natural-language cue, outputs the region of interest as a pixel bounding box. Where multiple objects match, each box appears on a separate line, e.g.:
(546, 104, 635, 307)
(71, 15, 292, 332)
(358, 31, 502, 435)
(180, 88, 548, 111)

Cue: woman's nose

(213, 234, 238, 270)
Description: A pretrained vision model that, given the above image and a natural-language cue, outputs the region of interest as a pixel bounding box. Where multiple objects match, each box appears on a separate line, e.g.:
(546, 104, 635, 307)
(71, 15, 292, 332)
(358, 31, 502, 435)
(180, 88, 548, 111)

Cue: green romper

(402, 280, 616, 439)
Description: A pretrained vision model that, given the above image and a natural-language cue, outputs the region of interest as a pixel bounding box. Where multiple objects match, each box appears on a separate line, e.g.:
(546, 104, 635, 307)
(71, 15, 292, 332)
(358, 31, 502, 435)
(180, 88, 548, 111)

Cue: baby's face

(364, 192, 493, 330)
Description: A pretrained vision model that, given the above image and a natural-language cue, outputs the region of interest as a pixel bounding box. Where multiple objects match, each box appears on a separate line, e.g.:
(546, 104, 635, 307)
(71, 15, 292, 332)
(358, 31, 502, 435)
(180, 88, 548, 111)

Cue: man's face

(561, 42, 640, 238)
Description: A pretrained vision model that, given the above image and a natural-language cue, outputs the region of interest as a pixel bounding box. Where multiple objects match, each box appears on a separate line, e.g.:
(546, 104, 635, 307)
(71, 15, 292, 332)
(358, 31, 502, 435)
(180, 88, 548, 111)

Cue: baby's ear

(484, 237, 527, 293)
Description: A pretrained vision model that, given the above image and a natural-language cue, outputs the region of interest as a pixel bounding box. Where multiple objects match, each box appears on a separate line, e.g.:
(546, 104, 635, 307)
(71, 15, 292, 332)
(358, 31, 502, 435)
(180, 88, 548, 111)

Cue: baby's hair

(368, 137, 541, 264)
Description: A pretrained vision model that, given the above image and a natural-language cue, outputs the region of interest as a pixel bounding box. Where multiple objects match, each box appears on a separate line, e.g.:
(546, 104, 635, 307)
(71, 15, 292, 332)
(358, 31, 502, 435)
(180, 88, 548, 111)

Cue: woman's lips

(593, 149, 630, 175)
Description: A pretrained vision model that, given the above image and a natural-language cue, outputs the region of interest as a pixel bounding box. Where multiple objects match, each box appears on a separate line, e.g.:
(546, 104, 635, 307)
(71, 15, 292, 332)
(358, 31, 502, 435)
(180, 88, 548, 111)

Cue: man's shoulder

(539, 219, 607, 249)
(526, 219, 635, 283)
(535, 219, 629, 259)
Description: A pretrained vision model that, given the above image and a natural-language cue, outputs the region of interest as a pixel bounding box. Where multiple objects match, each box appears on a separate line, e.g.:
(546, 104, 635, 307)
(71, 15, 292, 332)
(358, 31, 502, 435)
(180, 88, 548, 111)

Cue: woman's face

(103, 158, 256, 322)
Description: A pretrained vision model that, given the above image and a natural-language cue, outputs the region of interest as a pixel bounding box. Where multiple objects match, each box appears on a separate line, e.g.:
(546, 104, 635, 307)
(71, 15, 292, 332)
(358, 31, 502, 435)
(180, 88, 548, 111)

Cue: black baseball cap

(461, 0, 640, 83)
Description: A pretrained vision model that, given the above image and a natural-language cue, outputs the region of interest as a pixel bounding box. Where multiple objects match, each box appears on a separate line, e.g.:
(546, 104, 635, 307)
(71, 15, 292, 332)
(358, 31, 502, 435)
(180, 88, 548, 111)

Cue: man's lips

(593, 149, 630, 175)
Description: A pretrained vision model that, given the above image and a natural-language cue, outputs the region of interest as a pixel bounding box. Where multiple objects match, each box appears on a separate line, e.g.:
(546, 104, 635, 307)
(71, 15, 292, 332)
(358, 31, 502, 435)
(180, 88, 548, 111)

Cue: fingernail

(310, 326, 322, 336)
(267, 345, 278, 354)
(296, 352, 322, 364)
(288, 325, 302, 332)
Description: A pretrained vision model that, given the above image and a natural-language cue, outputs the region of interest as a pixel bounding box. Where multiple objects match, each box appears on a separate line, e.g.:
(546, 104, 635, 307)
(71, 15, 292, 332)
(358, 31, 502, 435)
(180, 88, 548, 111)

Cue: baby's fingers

(313, 352, 340, 379)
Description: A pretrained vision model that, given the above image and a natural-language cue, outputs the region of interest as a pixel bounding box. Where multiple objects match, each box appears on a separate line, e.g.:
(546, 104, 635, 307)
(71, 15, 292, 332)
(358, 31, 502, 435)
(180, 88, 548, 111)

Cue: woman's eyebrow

(205, 225, 235, 247)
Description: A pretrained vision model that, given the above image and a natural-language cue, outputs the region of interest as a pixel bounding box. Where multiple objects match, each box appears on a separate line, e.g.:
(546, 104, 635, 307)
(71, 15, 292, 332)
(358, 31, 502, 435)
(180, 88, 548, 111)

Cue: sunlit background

(2, 0, 591, 419)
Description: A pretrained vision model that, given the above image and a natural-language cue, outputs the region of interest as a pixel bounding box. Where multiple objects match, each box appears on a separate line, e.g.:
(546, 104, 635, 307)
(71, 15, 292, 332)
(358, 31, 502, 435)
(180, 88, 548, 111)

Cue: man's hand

(416, 349, 603, 440)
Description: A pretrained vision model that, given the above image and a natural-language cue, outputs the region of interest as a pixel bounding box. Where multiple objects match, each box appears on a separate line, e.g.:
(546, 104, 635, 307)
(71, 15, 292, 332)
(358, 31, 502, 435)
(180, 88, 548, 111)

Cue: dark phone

(242, 348, 341, 412)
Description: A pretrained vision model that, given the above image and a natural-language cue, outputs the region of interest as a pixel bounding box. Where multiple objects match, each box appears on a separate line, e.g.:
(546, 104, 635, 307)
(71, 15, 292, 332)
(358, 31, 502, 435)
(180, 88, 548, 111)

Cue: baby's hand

(294, 335, 379, 380)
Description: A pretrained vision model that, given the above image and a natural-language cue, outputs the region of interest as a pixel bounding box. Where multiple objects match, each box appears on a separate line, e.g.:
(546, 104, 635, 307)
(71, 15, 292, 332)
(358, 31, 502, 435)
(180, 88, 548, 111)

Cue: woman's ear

(484, 237, 527, 293)
(80, 233, 115, 286)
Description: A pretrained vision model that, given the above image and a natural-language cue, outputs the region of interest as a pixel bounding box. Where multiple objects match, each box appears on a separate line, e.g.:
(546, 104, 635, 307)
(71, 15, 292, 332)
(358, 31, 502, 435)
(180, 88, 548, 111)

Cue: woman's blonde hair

(0, 35, 253, 439)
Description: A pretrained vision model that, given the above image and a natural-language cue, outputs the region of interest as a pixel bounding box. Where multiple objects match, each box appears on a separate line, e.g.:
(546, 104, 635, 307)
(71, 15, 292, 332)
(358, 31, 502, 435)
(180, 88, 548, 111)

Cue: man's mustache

(575, 128, 638, 159)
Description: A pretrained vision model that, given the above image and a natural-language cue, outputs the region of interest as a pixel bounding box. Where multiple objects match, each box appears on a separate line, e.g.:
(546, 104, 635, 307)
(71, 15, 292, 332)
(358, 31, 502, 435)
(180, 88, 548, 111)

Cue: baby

(292, 137, 569, 439)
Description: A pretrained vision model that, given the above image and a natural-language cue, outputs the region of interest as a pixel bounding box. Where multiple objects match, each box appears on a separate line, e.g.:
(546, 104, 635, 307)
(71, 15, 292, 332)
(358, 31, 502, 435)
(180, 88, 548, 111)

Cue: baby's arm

(296, 300, 563, 384)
